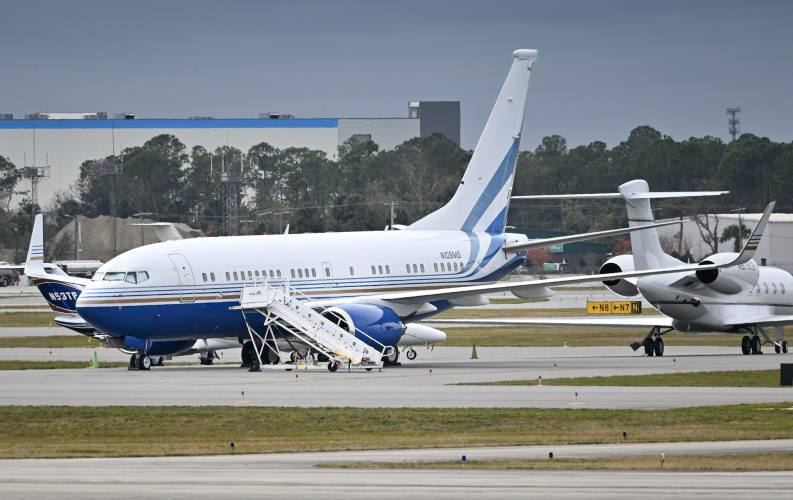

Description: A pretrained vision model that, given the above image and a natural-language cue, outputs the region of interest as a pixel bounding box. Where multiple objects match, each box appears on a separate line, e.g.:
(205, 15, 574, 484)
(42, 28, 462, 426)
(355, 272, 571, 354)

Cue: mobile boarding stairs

(232, 282, 392, 372)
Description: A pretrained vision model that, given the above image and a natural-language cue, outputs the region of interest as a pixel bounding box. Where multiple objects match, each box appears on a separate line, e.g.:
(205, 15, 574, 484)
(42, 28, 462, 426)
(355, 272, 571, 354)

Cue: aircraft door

(168, 253, 196, 303)
(322, 262, 333, 288)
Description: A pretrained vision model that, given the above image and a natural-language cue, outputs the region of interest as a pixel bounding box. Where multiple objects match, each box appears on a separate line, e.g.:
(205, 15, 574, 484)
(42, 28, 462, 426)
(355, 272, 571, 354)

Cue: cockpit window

(103, 272, 126, 281)
(125, 273, 137, 284)
(137, 271, 149, 283)
(92, 272, 105, 281)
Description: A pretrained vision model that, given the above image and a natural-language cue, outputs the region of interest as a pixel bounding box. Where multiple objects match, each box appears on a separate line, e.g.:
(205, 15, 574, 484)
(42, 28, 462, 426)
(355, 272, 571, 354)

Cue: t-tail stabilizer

(408, 49, 538, 235)
(513, 179, 728, 270)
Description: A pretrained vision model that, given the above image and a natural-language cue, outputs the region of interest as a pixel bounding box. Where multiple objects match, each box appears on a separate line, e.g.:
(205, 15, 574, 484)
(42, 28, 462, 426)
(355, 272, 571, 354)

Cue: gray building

(0, 101, 460, 207)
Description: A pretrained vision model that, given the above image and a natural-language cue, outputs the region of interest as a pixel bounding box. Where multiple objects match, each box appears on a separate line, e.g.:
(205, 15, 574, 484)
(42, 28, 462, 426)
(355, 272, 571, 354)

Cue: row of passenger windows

(752, 282, 786, 295)
(198, 260, 469, 283)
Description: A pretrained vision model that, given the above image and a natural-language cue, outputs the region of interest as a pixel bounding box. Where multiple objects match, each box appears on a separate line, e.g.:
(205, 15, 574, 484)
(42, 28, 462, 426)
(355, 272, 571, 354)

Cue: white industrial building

(0, 101, 459, 207)
(657, 212, 793, 273)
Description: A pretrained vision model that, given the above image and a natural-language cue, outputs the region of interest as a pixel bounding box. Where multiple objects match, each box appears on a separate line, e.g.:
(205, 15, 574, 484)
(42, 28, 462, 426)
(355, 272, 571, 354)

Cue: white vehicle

(53, 50, 744, 371)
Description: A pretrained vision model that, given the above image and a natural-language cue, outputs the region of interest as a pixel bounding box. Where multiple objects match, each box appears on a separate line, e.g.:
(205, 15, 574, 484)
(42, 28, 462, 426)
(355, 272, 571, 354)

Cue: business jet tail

(408, 49, 538, 235)
(514, 180, 727, 270)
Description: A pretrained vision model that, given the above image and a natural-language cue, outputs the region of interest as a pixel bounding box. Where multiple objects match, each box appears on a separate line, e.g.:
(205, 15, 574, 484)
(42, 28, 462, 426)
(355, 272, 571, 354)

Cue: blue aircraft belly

(81, 301, 254, 341)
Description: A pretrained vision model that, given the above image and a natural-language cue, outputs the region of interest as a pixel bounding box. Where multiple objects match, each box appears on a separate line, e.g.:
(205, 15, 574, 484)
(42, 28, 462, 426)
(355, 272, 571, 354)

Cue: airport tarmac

(1, 346, 792, 409)
(0, 440, 791, 499)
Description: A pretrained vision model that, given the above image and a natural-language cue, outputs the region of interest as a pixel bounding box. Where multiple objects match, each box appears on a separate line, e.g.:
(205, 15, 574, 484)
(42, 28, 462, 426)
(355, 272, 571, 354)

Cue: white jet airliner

(47, 50, 748, 371)
(432, 180, 788, 357)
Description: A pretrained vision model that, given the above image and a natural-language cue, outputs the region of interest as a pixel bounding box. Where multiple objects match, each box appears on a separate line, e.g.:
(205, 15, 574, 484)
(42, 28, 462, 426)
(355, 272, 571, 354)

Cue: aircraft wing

(422, 316, 674, 329)
(315, 202, 776, 311)
(722, 313, 793, 329)
(502, 219, 682, 253)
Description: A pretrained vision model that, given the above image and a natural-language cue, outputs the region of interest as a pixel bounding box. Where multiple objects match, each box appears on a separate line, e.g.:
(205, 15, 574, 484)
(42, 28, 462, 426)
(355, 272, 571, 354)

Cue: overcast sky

(2, 0, 791, 151)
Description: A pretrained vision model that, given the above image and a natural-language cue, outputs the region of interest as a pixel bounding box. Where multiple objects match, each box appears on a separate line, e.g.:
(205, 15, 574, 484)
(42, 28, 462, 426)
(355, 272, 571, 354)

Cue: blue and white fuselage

(76, 229, 527, 342)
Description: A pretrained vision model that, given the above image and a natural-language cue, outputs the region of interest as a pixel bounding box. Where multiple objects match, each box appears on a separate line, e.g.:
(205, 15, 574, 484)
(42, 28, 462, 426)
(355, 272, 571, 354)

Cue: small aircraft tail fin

(24, 214, 45, 278)
(408, 49, 538, 234)
(617, 180, 726, 270)
(516, 180, 727, 271)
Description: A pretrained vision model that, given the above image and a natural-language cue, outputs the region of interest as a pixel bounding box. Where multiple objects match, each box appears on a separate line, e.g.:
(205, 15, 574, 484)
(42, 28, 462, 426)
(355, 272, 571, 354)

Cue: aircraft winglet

(730, 201, 774, 266)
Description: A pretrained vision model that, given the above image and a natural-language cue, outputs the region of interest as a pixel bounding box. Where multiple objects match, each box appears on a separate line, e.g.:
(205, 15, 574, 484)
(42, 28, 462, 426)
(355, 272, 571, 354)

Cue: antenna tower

(23, 128, 50, 208)
(727, 106, 741, 141)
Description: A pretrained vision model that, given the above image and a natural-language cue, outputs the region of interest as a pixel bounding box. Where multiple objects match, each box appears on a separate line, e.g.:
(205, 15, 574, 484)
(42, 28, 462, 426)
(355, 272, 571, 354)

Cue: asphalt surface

(1, 440, 791, 499)
(2, 284, 793, 497)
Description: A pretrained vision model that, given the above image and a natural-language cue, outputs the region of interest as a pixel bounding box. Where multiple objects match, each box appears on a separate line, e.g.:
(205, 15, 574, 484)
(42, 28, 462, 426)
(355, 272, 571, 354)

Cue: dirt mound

(54, 215, 204, 262)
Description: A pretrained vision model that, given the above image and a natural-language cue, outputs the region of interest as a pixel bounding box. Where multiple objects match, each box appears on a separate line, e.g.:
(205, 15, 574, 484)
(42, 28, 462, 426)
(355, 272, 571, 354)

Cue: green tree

(719, 223, 750, 253)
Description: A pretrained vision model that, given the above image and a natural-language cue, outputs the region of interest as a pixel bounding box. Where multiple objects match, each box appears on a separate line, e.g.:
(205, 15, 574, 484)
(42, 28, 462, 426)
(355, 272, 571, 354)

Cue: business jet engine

(695, 253, 759, 295)
(599, 254, 639, 297)
(321, 304, 405, 350)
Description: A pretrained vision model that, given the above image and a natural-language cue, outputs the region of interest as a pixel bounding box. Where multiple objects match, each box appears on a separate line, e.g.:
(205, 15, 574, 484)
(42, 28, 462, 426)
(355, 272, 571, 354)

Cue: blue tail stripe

(461, 138, 519, 232)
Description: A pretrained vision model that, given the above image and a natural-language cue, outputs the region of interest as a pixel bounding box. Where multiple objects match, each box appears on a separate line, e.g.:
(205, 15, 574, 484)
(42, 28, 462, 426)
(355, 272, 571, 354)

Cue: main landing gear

(742, 326, 789, 355)
(632, 326, 672, 357)
(129, 354, 162, 370)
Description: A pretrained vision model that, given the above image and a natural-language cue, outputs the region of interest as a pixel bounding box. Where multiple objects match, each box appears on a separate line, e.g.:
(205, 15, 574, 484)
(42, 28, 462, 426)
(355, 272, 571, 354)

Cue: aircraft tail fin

(25, 214, 90, 314)
(514, 180, 727, 270)
(408, 49, 538, 234)
(24, 214, 45, 278)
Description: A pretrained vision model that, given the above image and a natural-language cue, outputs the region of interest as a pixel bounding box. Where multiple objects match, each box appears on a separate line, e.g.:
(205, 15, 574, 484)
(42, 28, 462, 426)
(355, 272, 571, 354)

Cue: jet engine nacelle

(599, 254, 639, 297)
(322, 304, 405, 349)
(695, 253, 759, 295)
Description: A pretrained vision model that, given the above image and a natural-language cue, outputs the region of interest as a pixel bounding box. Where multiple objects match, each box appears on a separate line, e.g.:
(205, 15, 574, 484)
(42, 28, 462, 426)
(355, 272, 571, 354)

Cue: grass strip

(1, 404, 793, 459)
(0, 360, 129, 370)
(466, 369, 785, 387)
(0, 336, 101, 349)
(320, 453, 793, 471)
(434, 307, 661, 319)
(0, 312, 61, 327)
(438, 326, 742, 347)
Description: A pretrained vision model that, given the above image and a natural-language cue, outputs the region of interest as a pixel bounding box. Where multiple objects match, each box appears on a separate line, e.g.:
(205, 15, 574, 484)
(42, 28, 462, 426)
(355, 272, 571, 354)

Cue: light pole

(132, 212, 153, 247)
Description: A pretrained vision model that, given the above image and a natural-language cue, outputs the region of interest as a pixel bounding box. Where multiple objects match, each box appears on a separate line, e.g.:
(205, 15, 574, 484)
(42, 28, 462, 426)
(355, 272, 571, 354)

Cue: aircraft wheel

(783, 341, 788, 354)
(382, 348, 399, 365)
(265, 345, 280, 365)
(153, 357, 165, 366)
(130, 355, 137, 368)
(137, 355, 151, 370)
(249, 358, 261, 372)
(290, 351, 298, 363)
(751, 336, 762, 355)
(241, 342, 253, 366)
(327, 361, 338, 372)
(776, 344, 782, 354)
(654, 337, 664, 357)
(644, 341, 654, 356)
(741, 336, 751, 355)
(406, 348, 417, 361)
(365, 367, 373, 371)
(200, 357, 214, 365)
